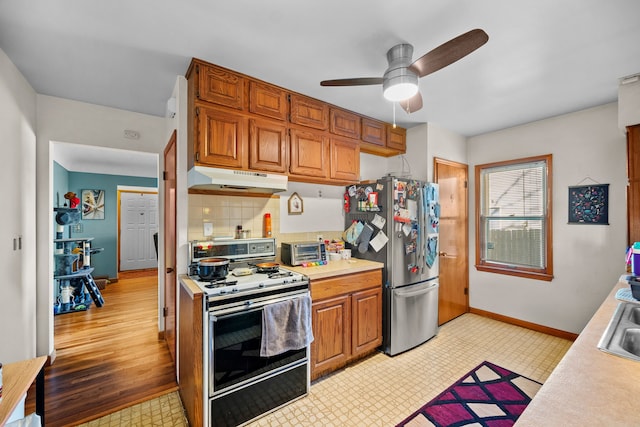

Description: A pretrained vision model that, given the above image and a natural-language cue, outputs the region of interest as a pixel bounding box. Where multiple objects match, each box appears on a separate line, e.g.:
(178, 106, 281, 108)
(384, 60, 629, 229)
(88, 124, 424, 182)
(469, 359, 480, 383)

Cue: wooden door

(163, 130, 177, 361)
(351, 287, 382, 356)
(627, 124, 640, 246)
(310, 295, 350, 380)
(434, 157, 469, 325)
(119, 191, 158, 271)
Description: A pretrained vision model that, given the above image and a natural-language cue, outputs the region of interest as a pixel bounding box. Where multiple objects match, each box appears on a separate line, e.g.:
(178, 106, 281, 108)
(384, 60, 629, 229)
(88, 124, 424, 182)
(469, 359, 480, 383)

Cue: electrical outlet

(316, 234, 323, 241)
(203, 222, 213, 237)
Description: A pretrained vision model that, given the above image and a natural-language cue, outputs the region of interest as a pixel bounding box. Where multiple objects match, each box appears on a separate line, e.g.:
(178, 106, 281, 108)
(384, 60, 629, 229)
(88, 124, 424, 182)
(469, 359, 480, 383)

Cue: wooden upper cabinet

(330, 137, 360, 182)
(249, 81, 287, 121)
(195, 105, 247, 169)
(387, 125, 407, 152)
(290, 94, 329, 130)
(248, 118, 287, 173)
(289, 128, 329, 178)
(361, 118, 387, 147)
(330, 108, 361, 139)
(197, 63, 245, 110)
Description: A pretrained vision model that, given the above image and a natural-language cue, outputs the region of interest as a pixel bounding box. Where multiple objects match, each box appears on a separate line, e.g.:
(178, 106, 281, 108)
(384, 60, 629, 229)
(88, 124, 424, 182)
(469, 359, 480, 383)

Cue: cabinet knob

(166, 267, 175, 274)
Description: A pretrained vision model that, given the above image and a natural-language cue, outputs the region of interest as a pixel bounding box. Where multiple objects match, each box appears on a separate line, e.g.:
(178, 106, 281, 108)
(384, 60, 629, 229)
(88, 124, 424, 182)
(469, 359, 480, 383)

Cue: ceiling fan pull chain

(393, 103, 397, 128)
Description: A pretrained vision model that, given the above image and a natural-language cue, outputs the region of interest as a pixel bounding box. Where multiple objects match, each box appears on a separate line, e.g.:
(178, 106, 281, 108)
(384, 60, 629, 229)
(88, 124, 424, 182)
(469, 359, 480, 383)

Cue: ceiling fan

(320, 29, 488, 114)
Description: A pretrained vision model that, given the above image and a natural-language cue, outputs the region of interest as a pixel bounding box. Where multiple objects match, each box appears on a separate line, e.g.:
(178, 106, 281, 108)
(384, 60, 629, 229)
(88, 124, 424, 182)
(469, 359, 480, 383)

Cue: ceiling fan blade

(409, 29, 488, 78)
(400, 92, 423, 114)
(320, 77, 384, 87)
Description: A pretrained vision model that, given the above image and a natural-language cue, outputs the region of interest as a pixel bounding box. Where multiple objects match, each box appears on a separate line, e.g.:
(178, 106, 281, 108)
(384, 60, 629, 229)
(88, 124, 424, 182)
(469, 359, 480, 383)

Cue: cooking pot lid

(199, 257, 229, 266)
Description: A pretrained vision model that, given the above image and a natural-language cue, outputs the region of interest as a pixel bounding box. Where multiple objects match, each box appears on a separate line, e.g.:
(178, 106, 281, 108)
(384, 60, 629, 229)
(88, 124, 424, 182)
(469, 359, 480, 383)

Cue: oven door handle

(210, 291, 309, 319)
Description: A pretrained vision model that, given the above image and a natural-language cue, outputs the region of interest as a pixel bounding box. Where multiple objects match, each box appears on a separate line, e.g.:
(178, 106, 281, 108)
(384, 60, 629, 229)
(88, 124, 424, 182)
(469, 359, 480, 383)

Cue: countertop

(284, 258, 384, 280)
(516, 277, 640, 426)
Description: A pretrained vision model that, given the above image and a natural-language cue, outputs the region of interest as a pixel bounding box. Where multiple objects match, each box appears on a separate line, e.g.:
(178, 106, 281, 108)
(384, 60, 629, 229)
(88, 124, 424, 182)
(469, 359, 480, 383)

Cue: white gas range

(189, 238, 311, 427)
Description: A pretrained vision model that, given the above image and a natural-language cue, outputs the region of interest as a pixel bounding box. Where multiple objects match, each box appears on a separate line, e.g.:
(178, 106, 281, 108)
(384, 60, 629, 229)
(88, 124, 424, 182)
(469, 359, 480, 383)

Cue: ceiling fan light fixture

(383, 73, 419, 102)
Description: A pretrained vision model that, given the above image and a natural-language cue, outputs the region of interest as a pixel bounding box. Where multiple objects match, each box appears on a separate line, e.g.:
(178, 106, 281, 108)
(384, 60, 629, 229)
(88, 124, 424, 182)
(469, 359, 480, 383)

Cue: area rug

(396, 361, 542, 427)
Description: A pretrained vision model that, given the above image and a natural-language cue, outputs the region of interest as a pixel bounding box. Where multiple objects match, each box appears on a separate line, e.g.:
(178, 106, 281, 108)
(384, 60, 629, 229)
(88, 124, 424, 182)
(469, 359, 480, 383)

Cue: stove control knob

(259, 282, 265, 288)
(219, 289, 227, 294)
(231, 287, 239, 293)
(245, 300, 253, 307)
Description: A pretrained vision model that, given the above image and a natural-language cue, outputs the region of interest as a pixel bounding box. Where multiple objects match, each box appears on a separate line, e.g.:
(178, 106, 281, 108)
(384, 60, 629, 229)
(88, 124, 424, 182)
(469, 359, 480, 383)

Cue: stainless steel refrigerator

(344, 176, 439, 355)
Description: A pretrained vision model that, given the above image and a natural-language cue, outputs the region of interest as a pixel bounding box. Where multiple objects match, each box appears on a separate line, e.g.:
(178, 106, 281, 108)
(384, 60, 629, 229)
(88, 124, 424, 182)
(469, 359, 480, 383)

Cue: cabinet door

(387, 125, 407, 152)
(289, 128, 329, 178)
(197, 63, 245, 110)
(248, 118, 287, 173)
(351, 287, 382, 357)
(196, 105, 247, 168)
(290, 94, 329, 130)
(361, 118, 387, 147)
(311, 295, 351, 380)
(330, 108, 361, 139)
(249, 81, 287, 120)
(330, 137, 360, 182)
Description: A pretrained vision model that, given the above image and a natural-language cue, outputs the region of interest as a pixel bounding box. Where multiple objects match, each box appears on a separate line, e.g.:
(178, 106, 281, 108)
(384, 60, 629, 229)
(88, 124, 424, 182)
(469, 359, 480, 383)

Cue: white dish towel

(260, 294, 314, 357)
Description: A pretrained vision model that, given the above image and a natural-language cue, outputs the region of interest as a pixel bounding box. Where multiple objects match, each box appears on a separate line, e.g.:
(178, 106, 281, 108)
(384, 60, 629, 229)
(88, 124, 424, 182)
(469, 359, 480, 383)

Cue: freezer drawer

(387, 280, 439, 356)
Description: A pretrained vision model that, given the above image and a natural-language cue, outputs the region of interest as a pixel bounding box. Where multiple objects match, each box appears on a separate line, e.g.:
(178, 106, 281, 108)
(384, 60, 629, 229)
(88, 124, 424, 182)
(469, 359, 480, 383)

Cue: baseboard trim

(469, 307, 579, 341)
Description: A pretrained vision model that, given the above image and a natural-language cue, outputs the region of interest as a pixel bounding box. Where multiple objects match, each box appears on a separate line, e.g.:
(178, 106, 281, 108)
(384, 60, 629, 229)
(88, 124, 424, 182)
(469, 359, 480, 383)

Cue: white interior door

(120, 191, 158, 271)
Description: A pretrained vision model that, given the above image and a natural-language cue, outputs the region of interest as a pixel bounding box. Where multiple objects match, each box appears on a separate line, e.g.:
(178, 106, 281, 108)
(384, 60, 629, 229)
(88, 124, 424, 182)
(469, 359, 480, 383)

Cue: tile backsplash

(188, 194, 343, 248)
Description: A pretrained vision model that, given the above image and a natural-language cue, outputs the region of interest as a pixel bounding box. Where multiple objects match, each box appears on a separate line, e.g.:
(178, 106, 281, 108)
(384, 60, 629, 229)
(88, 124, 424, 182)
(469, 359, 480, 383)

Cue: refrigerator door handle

(394, 282, 438, 298)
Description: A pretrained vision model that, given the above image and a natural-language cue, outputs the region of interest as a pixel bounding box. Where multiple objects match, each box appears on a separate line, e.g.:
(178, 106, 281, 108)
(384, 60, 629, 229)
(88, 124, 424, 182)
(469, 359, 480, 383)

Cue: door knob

(438, 252, 448, 257)
(166, 267, 174, 274)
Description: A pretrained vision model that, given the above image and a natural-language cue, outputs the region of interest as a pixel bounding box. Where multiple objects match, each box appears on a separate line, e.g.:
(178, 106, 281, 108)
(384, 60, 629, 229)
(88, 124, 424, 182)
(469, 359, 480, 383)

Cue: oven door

(208, 297, 308, 396)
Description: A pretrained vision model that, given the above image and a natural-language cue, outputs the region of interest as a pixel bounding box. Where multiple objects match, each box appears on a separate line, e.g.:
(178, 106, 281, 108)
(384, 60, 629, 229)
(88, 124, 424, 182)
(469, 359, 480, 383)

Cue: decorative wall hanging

(82, 189, 105, 220)
(568, 184, 609, 225)
(288, 192, 303, 215)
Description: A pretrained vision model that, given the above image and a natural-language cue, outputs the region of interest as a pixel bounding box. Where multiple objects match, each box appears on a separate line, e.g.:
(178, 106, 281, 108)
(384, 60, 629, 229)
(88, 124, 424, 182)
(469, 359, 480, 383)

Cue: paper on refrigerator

(369, 230, 388, 252)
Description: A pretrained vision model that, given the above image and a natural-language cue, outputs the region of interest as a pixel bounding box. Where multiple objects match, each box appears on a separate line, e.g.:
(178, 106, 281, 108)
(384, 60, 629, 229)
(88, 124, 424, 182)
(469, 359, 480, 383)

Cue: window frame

(474, 154, 553, 281)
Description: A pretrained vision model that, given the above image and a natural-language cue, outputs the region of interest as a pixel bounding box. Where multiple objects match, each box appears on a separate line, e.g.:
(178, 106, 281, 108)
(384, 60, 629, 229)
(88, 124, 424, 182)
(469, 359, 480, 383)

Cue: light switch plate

(203, 222, 213, 237)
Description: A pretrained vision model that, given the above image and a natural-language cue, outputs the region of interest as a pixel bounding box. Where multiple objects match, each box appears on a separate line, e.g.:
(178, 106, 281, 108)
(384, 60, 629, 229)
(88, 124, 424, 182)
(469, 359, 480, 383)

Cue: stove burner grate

(267, 271, 294, 279)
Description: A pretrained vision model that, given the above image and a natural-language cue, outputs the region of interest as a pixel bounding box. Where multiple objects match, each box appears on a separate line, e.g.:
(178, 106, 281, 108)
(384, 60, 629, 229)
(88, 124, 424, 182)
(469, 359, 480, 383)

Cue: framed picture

(568, 184, 609, 225)
(82, 189, 105, 220)
(288, 192, 303, 215)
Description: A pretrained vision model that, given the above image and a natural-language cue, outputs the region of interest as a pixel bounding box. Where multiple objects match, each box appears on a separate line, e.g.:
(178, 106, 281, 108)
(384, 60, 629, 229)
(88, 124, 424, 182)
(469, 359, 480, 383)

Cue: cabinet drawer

(311, 269, 382, 301)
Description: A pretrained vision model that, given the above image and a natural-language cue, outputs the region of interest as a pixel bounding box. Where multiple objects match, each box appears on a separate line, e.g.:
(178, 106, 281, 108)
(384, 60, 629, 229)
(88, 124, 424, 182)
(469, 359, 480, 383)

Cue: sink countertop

(516, 277, 640, 426)
(283, 258, 384, 280)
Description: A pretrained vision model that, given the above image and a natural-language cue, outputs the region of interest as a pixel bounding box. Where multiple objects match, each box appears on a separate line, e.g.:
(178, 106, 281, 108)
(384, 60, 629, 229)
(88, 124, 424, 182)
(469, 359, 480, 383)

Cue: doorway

(119, 190, 159, 271)
(434, 157, 469, 324)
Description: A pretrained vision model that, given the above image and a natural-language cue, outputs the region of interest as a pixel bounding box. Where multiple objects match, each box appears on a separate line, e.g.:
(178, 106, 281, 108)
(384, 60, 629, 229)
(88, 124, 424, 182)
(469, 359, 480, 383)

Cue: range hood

(188, 166, 287, 193)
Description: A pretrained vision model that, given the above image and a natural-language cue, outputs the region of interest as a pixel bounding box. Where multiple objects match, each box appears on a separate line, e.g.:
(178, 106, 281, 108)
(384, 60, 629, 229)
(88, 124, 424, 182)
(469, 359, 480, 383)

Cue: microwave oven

(281, 241, 327, 266)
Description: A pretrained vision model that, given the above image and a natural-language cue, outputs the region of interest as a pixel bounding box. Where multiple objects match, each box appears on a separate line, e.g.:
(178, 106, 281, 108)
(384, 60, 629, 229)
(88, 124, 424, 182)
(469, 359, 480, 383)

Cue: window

(475, 154, 553, 281)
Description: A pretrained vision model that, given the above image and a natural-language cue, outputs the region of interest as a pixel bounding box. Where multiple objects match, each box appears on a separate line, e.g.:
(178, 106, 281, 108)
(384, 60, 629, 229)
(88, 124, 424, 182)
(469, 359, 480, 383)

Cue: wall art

(82, 189, 105, 220)
(568, 184, 608, 225)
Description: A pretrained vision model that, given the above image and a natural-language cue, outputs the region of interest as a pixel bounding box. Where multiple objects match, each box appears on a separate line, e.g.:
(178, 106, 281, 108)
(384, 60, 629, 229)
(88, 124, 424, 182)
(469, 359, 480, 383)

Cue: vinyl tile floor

(81, 313, 572, 426)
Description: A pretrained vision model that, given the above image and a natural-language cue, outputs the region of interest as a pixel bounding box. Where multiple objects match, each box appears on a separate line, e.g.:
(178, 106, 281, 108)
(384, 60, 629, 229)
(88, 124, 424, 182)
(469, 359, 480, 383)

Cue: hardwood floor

(26, 270, 178, 426)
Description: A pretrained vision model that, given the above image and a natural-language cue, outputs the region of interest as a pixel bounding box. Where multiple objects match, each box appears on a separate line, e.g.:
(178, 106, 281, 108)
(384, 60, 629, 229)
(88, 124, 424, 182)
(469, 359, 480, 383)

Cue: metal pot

(198, 257, 230, 280)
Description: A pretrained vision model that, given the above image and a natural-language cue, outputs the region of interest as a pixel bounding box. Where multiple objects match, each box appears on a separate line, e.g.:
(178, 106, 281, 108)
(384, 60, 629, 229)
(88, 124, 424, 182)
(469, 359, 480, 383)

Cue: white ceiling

(2, 0, 640, 169)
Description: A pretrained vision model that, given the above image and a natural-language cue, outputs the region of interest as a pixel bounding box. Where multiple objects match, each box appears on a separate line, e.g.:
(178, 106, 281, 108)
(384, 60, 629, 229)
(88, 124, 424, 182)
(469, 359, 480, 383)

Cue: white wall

(468, 103, 626, 333)
(36, 95, 168, 357)
(0, 47, 37, 363)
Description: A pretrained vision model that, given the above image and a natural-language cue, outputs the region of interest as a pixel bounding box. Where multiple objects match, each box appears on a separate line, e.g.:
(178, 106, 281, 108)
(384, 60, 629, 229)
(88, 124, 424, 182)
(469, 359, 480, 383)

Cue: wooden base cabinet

(310, 269, 382, 380)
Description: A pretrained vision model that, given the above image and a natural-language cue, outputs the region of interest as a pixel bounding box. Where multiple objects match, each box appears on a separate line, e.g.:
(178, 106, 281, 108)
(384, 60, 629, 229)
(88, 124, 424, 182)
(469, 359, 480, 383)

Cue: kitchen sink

(598, 302, 640, 361)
